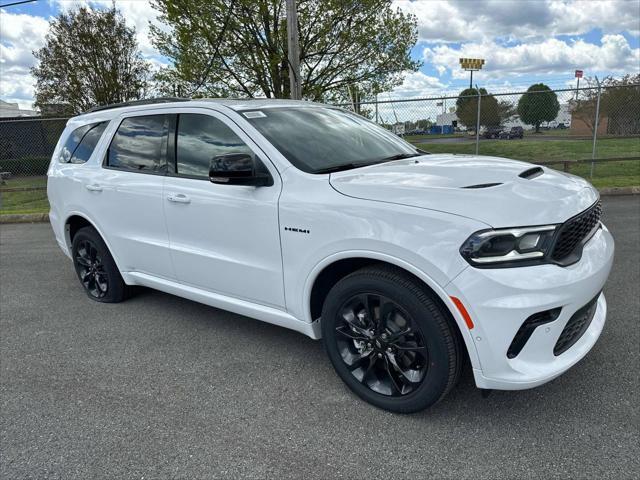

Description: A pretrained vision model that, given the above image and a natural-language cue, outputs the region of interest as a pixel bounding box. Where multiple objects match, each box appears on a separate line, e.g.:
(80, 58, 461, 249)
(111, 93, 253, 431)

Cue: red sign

(575, 70, 583, 78)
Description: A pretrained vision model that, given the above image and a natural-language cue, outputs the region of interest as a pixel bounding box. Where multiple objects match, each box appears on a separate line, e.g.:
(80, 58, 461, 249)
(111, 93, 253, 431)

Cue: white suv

(48, 98, 614, 413)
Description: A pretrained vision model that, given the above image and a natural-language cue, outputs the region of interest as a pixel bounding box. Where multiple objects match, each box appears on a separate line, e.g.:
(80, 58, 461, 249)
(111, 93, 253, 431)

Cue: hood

(329, 154, 598, 228)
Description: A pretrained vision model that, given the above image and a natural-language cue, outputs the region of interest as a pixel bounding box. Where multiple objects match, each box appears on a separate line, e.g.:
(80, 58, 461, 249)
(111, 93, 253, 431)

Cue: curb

(598, 186, 640, 196)
(1, 186, 638, 224)
(0, 213, 49, 224)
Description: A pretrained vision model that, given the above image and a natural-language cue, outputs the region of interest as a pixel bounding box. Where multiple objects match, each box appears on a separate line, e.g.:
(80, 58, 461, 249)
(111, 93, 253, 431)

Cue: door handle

(85, 184, 103, 192)
(167, 193, 191, 204)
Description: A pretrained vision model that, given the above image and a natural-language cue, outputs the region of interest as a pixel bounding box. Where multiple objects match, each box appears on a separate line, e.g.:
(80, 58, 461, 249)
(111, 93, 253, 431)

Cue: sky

(0, 0, 639, 109)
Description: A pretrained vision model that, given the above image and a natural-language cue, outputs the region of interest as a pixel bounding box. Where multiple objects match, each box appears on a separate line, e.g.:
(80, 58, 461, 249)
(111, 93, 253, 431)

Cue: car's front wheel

(71, 226, 129, 303)
(321, 265, 462, 413)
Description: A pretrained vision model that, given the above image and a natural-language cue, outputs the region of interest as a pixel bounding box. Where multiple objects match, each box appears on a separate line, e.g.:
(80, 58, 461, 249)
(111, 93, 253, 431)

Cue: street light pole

(286, 0, 302, 100)
(459, 58, 485, 90)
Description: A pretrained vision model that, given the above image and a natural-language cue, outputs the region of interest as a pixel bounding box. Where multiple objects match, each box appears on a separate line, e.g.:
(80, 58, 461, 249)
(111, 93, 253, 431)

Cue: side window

(107, 115, 170, 173)
(70, 121, 108, 164)
(176, 113, 254, 178)
(59, 122, 107, 163)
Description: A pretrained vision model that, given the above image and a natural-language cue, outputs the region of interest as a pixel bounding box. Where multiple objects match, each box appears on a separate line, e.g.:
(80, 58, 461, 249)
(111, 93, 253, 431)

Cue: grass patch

(416, 137, 640, 162)
(404, 133, 466, 142)
(415, 137, 640, 187)
(565, 161, 640, 188)
(1, 176, 47, 189)
(0, 188, 49, 214)
(0, 176, 49, 214)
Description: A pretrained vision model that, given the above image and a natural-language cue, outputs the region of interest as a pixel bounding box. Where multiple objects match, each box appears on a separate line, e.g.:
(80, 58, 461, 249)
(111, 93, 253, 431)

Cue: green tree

(517, 83, 560, 133)
(150, 0, 420, 101)
(455, 88, 502, 130)
(601, 74, 640, 135)
(31, 6, 149, 114)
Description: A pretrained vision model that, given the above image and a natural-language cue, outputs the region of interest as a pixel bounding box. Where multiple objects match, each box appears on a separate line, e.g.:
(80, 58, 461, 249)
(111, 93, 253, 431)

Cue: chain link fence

(0, 117, 68, 213)
(336, 84, 640, 187)
(0, 84, 638, 213)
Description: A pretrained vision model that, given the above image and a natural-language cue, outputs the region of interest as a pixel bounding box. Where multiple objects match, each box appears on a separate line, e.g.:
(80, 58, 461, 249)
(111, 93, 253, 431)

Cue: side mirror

(209, 153, 272, 187)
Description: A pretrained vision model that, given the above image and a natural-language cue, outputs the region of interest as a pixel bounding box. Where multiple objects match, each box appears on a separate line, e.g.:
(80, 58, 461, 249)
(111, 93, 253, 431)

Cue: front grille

(551, 201, 602, 262)
(553, 294, 600, 356)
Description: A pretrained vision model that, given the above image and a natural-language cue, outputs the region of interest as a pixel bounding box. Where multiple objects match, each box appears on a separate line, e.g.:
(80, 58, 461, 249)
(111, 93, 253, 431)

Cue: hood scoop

(462, 182, 503, 189)
(519, 166, 544, 179)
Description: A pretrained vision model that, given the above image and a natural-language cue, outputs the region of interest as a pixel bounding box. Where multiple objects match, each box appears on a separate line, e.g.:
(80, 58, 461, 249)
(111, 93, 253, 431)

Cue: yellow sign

(459, 58, 485, 70)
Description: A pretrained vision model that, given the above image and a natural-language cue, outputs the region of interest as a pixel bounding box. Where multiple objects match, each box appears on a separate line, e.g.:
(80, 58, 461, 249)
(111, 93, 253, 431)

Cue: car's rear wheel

(71, 226, 129, 303)
(321, 265, 462, 413)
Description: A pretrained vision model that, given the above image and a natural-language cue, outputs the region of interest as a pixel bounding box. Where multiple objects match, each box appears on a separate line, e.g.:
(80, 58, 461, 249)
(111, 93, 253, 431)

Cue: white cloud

(424, 35, 640, 80)
(390, 71, 446, 97)
(0, 11, 50, 108)
(395, 0, 640, 43)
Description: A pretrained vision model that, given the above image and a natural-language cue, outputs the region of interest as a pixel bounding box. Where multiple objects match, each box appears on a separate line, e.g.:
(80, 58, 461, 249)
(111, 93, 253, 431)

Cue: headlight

(460, 225, 557, 267)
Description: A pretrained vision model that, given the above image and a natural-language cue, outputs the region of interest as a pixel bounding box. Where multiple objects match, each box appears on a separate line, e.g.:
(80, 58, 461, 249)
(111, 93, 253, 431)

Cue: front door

(163, 110, 285, 308)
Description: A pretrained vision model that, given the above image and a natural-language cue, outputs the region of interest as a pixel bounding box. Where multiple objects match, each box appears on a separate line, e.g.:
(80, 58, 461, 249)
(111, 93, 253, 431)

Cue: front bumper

(446, 224, 614, 390)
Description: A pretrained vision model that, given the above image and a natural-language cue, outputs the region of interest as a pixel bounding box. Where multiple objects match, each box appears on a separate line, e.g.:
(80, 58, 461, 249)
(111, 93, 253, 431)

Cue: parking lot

(1, 196, 639, 479)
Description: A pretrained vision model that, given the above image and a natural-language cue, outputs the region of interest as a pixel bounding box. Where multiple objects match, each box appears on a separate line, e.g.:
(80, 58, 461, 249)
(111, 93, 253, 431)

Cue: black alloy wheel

(335, 293, 428, 396)
(75, 239, 109, 298)
(71, 226, 130, 303)
(322, 265, 462, 413)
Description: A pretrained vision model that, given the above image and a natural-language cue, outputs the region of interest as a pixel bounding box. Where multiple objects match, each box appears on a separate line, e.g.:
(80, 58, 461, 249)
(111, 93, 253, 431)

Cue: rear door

(162, 109, 285, 308)
(90, 112, 176, 279)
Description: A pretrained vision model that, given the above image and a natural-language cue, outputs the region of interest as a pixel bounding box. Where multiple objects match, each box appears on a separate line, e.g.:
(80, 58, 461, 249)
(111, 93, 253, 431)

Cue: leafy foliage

(517, 83, 560, 132)
(571, 75, 640, 135)
(31, 7, 150, 114)
(600, 74, 640, 135)
(150, 0, 420, 101)
(455, 88, 505, 129)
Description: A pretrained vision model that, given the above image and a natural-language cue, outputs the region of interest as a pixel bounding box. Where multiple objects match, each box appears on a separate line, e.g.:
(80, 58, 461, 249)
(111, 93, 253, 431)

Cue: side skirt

(124, 271, 321, 340)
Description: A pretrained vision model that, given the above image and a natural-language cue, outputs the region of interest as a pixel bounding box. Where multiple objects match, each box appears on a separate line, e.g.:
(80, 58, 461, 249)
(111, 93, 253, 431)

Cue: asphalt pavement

(1, 196, 639, 479)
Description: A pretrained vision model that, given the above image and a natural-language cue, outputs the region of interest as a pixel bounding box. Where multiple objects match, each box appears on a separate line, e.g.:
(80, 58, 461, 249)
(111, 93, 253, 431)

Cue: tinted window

(59, 122, 106, 163)
(176, 113, 254, 178)
(243, 107, 418, 174)
(69, 121, 108, 164)
(107, 115, 170, 172)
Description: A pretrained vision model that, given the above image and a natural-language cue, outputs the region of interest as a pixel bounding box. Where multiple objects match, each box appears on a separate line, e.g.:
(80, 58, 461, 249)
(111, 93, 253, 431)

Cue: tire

(321, 265, 462, 413)
(71, 226, 130, 303)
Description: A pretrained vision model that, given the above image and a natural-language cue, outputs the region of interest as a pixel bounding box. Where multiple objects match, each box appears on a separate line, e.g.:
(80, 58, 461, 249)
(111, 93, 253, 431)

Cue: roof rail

(84, 97, 191, 114)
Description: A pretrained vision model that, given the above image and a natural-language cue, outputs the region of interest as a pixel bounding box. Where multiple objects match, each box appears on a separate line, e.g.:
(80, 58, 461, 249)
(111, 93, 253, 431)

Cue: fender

(62, 210, 128, 279)
(303, 249, 481, 370)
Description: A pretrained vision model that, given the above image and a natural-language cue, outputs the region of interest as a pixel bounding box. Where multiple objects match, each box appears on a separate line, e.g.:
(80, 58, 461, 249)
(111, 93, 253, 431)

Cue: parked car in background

(499, 126, 524, 139)
(48, 98, 614, 413)
(483, 126, 503, 139)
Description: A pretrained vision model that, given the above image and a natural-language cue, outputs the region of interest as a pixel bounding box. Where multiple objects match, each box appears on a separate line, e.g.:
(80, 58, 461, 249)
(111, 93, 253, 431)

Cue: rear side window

(107, 115, 171, 173)
(70, 122, 108, 164)
(59, 121, 108, 164)
(176, 113, 254, 178)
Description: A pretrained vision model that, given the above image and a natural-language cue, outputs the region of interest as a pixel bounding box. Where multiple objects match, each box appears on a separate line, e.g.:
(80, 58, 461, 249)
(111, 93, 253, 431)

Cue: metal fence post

(375, 94, 379, 124)
(475, 85, 481, 155)
(590, 76, 601, 178)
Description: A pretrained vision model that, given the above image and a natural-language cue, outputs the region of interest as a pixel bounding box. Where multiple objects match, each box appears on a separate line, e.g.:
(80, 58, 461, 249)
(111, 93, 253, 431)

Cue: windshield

(241, 106, 421, 174)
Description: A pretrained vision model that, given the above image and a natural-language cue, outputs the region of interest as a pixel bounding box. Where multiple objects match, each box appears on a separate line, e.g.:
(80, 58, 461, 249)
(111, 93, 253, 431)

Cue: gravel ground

(1, 196, 638, 479)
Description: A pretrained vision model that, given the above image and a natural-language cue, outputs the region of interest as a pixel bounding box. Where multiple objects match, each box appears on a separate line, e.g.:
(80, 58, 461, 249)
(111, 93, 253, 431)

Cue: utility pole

(286, 0, 302, 100)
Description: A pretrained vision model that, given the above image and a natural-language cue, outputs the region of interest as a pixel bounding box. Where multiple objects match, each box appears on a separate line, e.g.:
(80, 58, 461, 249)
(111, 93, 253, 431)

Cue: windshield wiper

(313, 163, 366, 174)
(313, 152, 425, 175)
(377, 152, 422, 161)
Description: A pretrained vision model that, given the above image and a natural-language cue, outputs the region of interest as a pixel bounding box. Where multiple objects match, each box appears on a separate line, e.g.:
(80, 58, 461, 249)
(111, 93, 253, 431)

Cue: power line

(0, 0, 39, 8)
